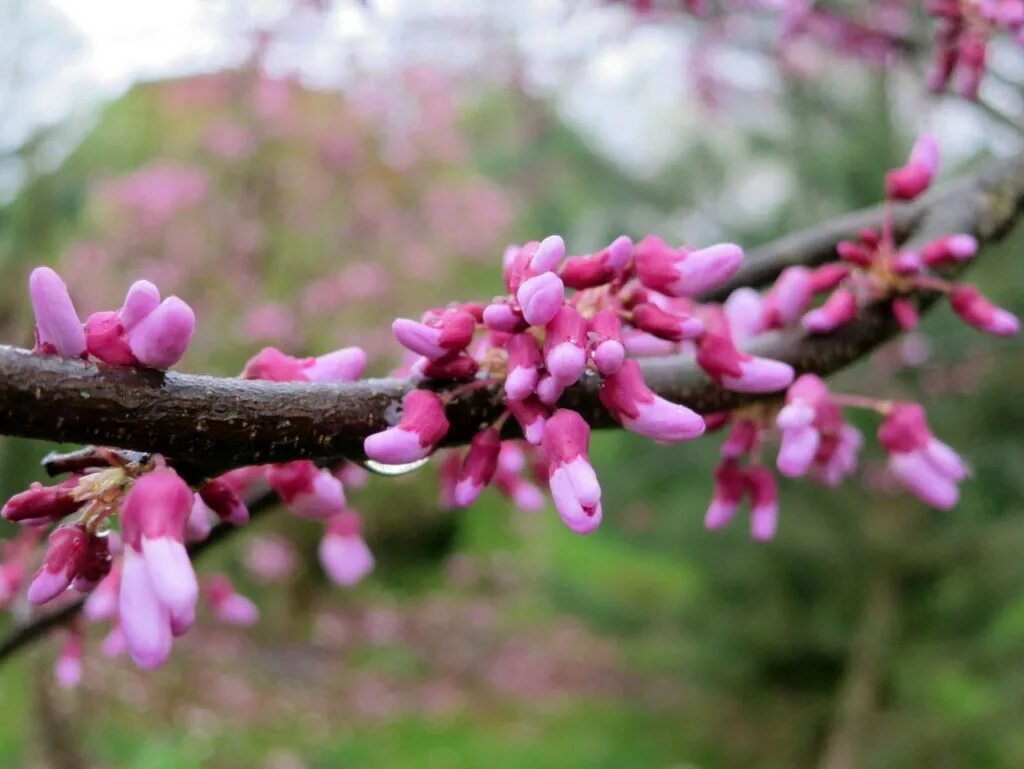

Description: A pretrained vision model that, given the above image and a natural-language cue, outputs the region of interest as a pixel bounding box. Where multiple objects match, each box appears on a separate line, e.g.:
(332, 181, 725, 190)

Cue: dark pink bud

(697, 312, 794, 393)
(631, 302, 703, 342)
(266, 460, 346, 519)
(802, 288, 858, 333)
(949, 285, 1020, 336)
(892, 298, 919, 330)
(634, 236, 743, 297)
(73, 533, 113, 591)
(198, 478, 250, 525)
(885, 134, 939, 201)
(559, 235, 633, 290)
(762, 266, 814, 328)
(746, 467, 779, 541)
(808, 263, 851, 293)
(921, 234, 978, 267)
(27, 525, 88, 604)
(454, 428, 502, 507)
(705, 459, 746, 530)
(3, 478, 80, 526)
(542, 410, 602, 534)
(85, 311, 136, 366)
(878, 402, 965, 510)
(836, 240, 874, 267)
(543, 305, 588, 387)
(721, 419, 758, 460)
(241, 347, 308, 381)
(121, 467, 194, 546)
(599, 359, 705, 441)
(419, 352, 479, 380)
(505, 332, 542, 400)
(392, 308, 476, 359)
(508, 397, 548, 445)
(588, 309, 626, 375)
(364, 390, 450, 464)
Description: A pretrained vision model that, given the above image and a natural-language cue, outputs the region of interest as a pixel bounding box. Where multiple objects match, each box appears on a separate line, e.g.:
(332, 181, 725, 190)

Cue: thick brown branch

(0, 153, 1021, 476)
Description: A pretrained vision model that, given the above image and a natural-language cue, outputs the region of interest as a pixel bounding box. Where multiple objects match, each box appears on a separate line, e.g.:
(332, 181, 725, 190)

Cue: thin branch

(0, 154, 1021, 476)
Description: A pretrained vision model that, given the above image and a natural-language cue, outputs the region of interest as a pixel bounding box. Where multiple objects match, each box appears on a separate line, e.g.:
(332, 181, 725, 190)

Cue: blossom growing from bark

(878, 403, 966, 510)
(364, 390, 450, 464)
(542, 410, 602, 534)
(29, 267, 87, 358)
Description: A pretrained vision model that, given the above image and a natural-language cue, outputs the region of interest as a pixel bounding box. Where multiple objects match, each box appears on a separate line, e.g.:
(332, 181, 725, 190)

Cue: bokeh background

(2, 2, 1024, 767)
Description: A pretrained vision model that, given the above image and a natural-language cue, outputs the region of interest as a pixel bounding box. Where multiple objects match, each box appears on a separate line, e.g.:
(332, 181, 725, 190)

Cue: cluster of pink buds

(29, 268, 196, 368)
(366, 230, 795, 535)
(742, 135, 1019, 340)
(926, 0, 1024, 99)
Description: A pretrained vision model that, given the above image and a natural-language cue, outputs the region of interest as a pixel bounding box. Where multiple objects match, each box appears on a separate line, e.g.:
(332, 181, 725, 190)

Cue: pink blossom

(542, 410, 602, 534)
(762, 266, 813, 328)
(878, 403, 966, 509)
(505, 332, 542, 400)
(508, 397, 548, 445)
(27, 525, 89, 604)
(802, 288, 858, 333)
(697, 310, 794, 393)
(634, 236, 743, 297)
(206, 574, 259, 626)
(949, 285, 1020, 336)
(266, 461, 347, 519)
(559, 235, 633, 290)
(885, 134, 939, 201)
(600, 360, 705, 441)
(517, 272, 565, 327)
(319, 510, 375, 586)
(454, 429, 502, 507)
(364, 390, 450, 464)
(705, 459, 747, 530)
(245, 536, 296, 583)
(723, 288, 765, 340)
(921, 234, 978, 267)
(392, 308, 476, 359)
(198, 478, 250, 525)
(28, 267, 86, 358)
(631, 302, 704, 341)
(543, 305, 588, 387)
(588, 309, 626, 375)
(2, 478, 80, 527)
(54, 631, 84, 689)
(747, 467, 779, 541)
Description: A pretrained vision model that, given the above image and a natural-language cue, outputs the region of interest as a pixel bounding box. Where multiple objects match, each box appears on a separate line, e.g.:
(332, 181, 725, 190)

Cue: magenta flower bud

(483, 301, 527, 333)
(508, 397, 548, 445)
(505, 332, 542, 400)
(241, 347, 308, 381)
(206, 574, 259, 626)
(632, 302, 703, 341)
(544, 305, 587, 386)
(266, 460, 346, 519)
(54, 632, 84, 689)
(721, 419, 758, 460)
(28, 267, 86, 358)
(119, 280, 161, 330)
(530, 234, 566, 273)
(808, 263, 851, 293)
(127, 296, 195, 368)
(893, 250, 922, 276)
(705, 459, 746, 530)
(392, 309, 476, 360)
(494, 472, 546, 513)
(600, 360, 705, 441)
(3, 478, 80, 526)
(517, 272, 565, 327)
(762, 266, 813, 328)
(812, 424, 863, 487)
(319, 510, 375, 586)
(802, 288, 858, 333)
(885, 133, 940, 201)
(454, 428, 502, 507)
(304, 346, 367, 382)
(777, 425, 820, 478)
(542, 410, 602, 534)
(747, 467, 779, 541)
(73, 532, 113, 591)
(879, 403, 966, 510)
(949, 285, 1020, 337)
(836, 241, 874, 267)
(84, 567, 121, 622)
(419, 352, 479, 381)
(891, 298, 919, 331)
(956, 31, 986, 100)
(198, 478, 250, 525)
(27, 525, 88, 604)
(364, 389, 450, 464)
(559, 235, 633, 290)
(723, 288, 765, 341)
(536, 374, 566, 405)
(588, 309, 626, 375)
(697, 314, 794, 393)
(86, 311, 136, 365)
(634, 236, 742, 297)
(921, 234, 978, 267)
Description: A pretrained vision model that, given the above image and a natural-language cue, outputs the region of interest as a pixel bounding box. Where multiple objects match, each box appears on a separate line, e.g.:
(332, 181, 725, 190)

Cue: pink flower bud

(198, 478, 250, 525)
(454, 428, 502, 507)
(504, 332, 542, 400)
(72, 532, 113, 592)
(266, 460, 346, 519)
(119, 546, 173, 668)
(303, 347, 367, 382)
(127, 296, 195, 368)
(634, 236, 743, 297)
(721, 419, 758, 460)
(206, 574, 259, 626)
(802, 288, 858, 333)
(949, 285, 1020, 336)
(878, 403, 966, 509)
(3, 478, 80, 526)
(808, 263, 851, 293)
(705, 459, 746, 530)
(28, 267, 86, 358)
(747, 467, 779, 541)
(543, 305, 587, 386)
(893, 250, 922, 276)
(921, 234, 978, 267)
(723, 288, 764, 341)
(508, 397, 548, 445)
(542, 410, 602, 534)
(885, 134, 939, 201)
(559, 235, 633, 290)
(482, 301, 527, 333)
(600, 359, 705, 441)
(530, 234, 566, 273)
(588, 309, 626, 375)
(84, 567, 120, 622)
(419, 352, 480, 381)
(631, 302, 704, 341)
(27, 525, 88, 604)
(364, 390, 450, 464)
(85, 311, 136, 365)
(836, 241, 874, 267)
(392, 309, 476, 359)
(241, 347, 308, 381)
(119, 280, 161, 330)
(517, 272, 565, 327)
(319, 510, 375, 586)
(762, 266, 813, 327)
(891, 298, 919, 331)
(697, 313, 794, 393)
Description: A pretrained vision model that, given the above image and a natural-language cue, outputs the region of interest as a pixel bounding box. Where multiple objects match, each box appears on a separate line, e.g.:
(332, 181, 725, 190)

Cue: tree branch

(0, 154, 1021, 476)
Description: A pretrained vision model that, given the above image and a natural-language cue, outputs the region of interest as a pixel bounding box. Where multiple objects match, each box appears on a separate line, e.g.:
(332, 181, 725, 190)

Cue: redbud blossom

(266, 460, 346, 519)
(508, 397, 548, 445)
(119, 467, 197, 668)
(802, 288, 858, 333)
(364, 390, 450, 464)
(599, 360, 705, 441)
(559, 235, 633, 290)
(198, 478, 250, 525)
(631, 302, 704, 342)
(949, 285, 1020, 337)
(2, 478, 80, 527)
(588, 309, 626, 375)
(126, 297, 196, 369)
(544, 305, 588, 387)
(885, 134, 939, 201)
(27, 525, 89, 604)
(54, 631, 84, 689)
(696, 310, 795, 393)
(319, 510, 375, 586)
(28, 267, 86, 358)
(878, 403, 966, 510)
(747, 467, 779, 541)
(206, 574, 259, 626)
(518, 271, 566, 328)
(808, 263, 851, 293)
(634, 236, 743, 298)
(704, 459, 747, 530)
(723, 288, 764, 341)
(454, 428, 502, 507)
(762, 266, 813, 327)
(505, 332, 542, 400)
(921, 234, 978, 267)
(392, 308, 476, 359)
(542, 410, 602, 534)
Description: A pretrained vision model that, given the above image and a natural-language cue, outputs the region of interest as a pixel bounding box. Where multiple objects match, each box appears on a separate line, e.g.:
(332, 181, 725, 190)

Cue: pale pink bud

(119, 280, 161, 330)
(802, 288, 858, 333)
(891, 298, 919, 331)
(364, 390, 450, 463)
(54, 632, 84, 689)
(530, 234, 566, 273)
(505, 332, 542, 400)
(588, 309, 626, 375)
(762, 266, 813, 327)
(303, 347, 367, 382)
(28, 267, 86, 358)
(543, 305, 587, 386)
(634, 237, 743, 297)
(266, 460, 346, 519)
(542, 410, 602, 534)
(696, 314, 794, 393)
(319, 510, 374, 586)
(508, 397, 548, 445)
(723, 288, 764, 341)
(482, 300, 527, 333)
(600, 360, 705, 441)
(119, 546, 173, 669)
(392, 309, 476, 359)
(879, 403, 965, 509)
(747, 467, 779, 541)
(27, 525, 88, 604)
(705, 459, 746, 530)
(198, 478, 250, 525)
(454, 429, 502, 507)
(517, 272, 565, 327)
(84, 567, 121, 622)
(206, 574, 259, 626)
(721, 420, 758, 460)
(127, 296, 195, 368)
(949, 285, 1019, 336)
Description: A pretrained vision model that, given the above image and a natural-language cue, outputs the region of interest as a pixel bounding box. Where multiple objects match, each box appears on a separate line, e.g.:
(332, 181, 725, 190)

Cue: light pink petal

(704, 499, 737, 530)
(319, 534, 375, 586)
(545, 341, 586, 386)
(288, 471, 347, 519)
(29, 267, 86, 357)
(890, 451, 959, 510)
(215, 594, 259, 626)
(140, 536, 198, 619)
(625, 397, 705, 442)
(119, 548, 172, 669)
(777, 425, 820, 478)
(675, 243, 743, 296)
(517, 272, 564, 327)
(530, 234, 565, 273)
(305, 347, 367, 382)
(751, 502, 779, 541)
(364, 427, 430, 464)
(392, 319, 445, 358)
(127, 296, 195, 368)
(722, 358, 794, 393)
(505, 365, 538, 400)
(119, 280, 161, 330)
